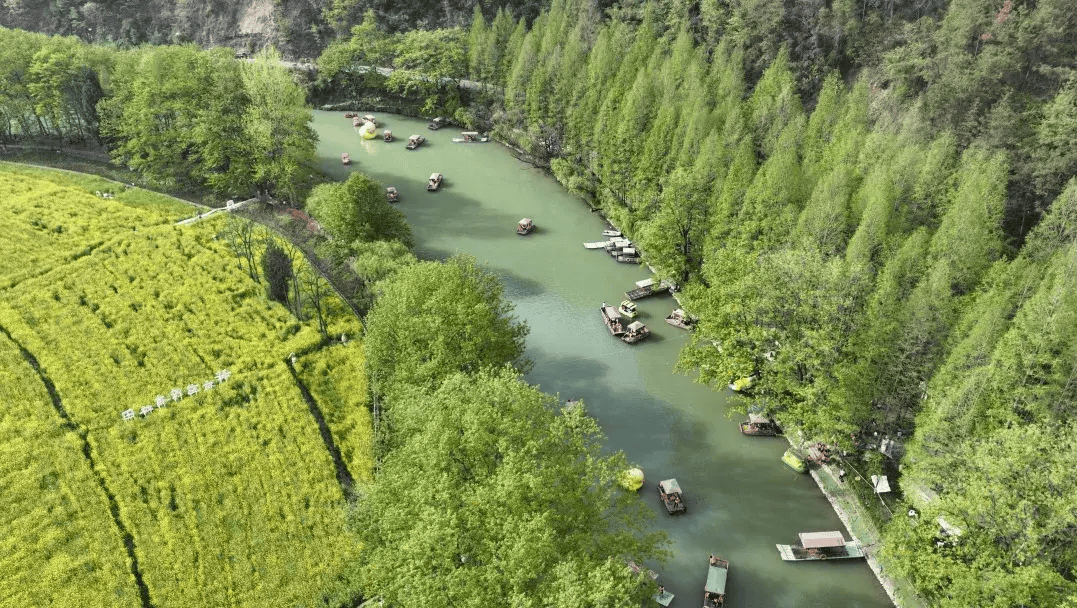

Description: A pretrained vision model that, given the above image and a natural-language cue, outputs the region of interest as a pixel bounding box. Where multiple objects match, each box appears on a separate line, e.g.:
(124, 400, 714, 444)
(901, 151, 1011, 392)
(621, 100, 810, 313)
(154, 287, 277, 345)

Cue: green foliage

(364, 255, 529, 396)
(261, 240, 293, 306)
(354, 370, 666, 607)
(305, 171, 413, 249)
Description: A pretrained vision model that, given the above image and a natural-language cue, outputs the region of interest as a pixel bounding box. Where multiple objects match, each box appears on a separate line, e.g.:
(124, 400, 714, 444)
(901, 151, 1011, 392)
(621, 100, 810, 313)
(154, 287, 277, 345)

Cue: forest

(2, 0, 1077, 605)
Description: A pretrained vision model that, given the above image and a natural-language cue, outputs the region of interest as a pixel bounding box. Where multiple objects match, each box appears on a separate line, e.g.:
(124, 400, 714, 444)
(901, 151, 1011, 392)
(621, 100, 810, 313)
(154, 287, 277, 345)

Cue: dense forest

(3, 0, 1077, 605)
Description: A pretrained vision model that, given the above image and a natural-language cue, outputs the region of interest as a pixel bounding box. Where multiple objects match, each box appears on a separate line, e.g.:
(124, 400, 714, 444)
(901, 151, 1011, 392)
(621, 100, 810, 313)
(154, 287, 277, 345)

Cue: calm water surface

(313, 111, 893, 608)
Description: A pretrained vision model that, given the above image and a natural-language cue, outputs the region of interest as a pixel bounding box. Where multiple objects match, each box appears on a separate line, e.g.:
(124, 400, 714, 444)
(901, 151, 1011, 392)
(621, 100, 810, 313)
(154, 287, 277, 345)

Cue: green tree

(261, 240, 293, 307)
(305, 172, 413, 248)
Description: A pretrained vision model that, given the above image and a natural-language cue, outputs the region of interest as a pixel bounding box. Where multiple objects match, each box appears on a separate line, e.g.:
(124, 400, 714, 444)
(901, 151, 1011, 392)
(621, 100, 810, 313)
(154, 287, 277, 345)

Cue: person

(658, 585, 665, 595)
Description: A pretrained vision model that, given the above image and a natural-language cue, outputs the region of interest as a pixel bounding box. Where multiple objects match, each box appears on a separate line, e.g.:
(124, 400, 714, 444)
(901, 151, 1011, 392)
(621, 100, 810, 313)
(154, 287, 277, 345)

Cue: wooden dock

(583, 240, 610, 249)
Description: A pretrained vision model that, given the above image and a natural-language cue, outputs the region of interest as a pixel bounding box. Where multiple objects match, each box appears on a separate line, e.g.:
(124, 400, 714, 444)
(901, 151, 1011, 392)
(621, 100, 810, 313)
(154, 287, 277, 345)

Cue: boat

(428, 116, 448, 130)
(361, 114, 377, 126)
(343, 112, 357, 118)
(665, 308, 694, 330)
(602, 229, 621, 237)
(383, 129, 393, 142)
(617, 248, 641, 263)
(619, 468, 645, 491)
(776, 531, 864, 561)
(739, 413, 781, 436)
(604, 238, 631, 253)
(625, 278, 672, 300)
(622, 321, 650, 344)
(427, 172, 443, 191)
(405, 134, 425, 150)
(517, 218, 534, 235)
(618, 300, 638, 319)
(782, 448, 807, 473)
(703, 555, 729, 607)
(340, 152, 351, 165)
(386, 186, 399, 203)
(452, 131, 489, 143)
(601, 303, 626, 336)
(728, 376, 754, 392)
(352, 117, 362, 127)
(657, 478, 686, 514)
(583, 240, 611, 249)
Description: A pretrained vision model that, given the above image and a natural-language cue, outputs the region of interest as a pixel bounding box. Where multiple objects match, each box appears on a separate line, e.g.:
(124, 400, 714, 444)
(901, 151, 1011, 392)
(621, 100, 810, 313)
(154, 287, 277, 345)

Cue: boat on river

(383, 129, 393, 142)
(427, 173, 443, 191)
(665, 308, 694, 330)
(625, 278, 672, 300)
(602, 229, 622, 237)
(782, 448, 807, 473)
(601, 303, 626, 336)
(617, 248, 641, 264)
(583, 240, 611, 249)
(517, 218, 534, 235)
(386, 186, 399, 203)
(605, 238, 632, 254)
(352, 117, 362, 127)
(428, 116, 449, 130)
(453, 131, 488, 143)
(618, 300, 637, 318)
(740, 413, 781, 436)
(343, 112, 357, 118)
(657, 478, 686, 514)
(622, 321, 650, 344)
(361, 114, 377, 126)
(406, 134, 425, 150)
(777, 531, 864, 561)
(340, 152, 351, 165)
(704, 555, 730, 607)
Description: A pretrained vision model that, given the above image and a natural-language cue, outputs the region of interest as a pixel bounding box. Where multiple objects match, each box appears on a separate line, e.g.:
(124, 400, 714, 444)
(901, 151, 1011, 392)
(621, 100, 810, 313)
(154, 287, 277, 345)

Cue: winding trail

(0, 324, 155, 608)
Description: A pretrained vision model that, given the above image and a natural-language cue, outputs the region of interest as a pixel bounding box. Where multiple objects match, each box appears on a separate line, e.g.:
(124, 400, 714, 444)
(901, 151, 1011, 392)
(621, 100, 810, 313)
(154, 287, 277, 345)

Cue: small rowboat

(340, 152, 351, 165)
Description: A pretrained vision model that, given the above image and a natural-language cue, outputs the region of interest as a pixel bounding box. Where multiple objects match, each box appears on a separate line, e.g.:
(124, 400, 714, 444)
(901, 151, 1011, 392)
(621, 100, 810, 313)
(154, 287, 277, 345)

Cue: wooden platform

(776, 542, 864, 561)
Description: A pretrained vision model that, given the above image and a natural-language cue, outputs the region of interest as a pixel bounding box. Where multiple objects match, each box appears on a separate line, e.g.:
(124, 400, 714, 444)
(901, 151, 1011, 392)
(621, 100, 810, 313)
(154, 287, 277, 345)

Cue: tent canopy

(705, 563, 728, 594)
(799, 531, 845, 548)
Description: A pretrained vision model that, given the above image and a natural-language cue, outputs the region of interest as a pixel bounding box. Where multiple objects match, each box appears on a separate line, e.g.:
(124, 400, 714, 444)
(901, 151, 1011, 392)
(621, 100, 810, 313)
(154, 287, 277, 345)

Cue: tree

(261, 239, 293, 307)
(640, 167, 710, 285)
(305, 172, 413, 249)
(363, 255, 529, 397)
(354, 370, 667, 607)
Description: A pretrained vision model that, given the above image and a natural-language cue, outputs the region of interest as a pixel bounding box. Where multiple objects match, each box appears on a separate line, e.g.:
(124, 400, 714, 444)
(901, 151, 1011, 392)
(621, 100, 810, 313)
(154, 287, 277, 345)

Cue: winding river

(313, 111, 893, 608)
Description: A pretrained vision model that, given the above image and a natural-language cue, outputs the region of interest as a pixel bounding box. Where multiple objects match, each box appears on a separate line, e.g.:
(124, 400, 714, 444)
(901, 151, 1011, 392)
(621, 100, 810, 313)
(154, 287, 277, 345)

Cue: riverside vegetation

(2, 0, 1077, 604)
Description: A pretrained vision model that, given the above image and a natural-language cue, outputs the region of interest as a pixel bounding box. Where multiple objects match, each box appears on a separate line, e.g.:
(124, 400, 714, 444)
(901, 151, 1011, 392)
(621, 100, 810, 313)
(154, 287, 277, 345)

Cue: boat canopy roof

(635, 278, 656, 289)
(659, 478, 681, 494)
(748, 413, 769, 424)
(705, 563, 728, 594)
(386, 186, 397, 192)
(409, 134, 421, 140)
(621, 248, 637, 255)
(519, 218, 532, 225)
(603, 305, 622, 319)
(620, 300, 636, 310)
(429, 173, 441, 180)
(461, 131, 480, 136)
(799, 531, 846, 548)
(627, 321, 645, 332)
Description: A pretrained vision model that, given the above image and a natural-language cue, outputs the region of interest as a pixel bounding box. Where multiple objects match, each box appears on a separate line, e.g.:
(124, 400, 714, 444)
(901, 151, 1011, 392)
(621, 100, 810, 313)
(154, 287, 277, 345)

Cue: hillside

(0, 164, 370, 607)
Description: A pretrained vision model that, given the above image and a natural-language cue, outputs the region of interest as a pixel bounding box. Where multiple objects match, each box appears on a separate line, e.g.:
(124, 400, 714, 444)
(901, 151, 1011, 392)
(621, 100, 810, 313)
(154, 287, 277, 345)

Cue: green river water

(313, 111, 893, 608)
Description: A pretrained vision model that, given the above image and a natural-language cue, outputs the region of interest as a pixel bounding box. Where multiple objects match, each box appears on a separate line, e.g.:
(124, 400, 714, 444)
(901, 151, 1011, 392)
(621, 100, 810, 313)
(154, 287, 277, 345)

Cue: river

(312, 111, 893, 608)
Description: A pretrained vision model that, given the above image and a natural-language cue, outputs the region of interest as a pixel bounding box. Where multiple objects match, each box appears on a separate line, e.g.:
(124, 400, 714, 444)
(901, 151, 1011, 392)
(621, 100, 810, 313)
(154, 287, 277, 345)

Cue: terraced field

(0, 164, 371, 608)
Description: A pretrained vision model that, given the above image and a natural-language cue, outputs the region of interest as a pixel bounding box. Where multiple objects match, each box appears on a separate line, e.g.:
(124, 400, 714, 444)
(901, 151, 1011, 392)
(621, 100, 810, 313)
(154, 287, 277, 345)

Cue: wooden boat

(618, 300, 638, 319)
(604, 238, 631, 253)
(625, 278, 672, 301)
(427, 172, 443, 191)
(739, 413, 781, 436)
(617, 248, 641, 263)
(383, 129, 393, 142)
(362, 114, 377, 126)
(452, 131, 488, 143)
(619, 468, 645, 491)
(583, 240, 611, 249)
(516, 218, 534, 235)
(405, 134, 425, 150)
(622, 321, 650, 344)
(601, 304, 626, 336)
(386, 186, 399, 203)
(704, 555, 729, 607)
(602, 229, 621, 237)
(340, 152, 351, 165)
(782, 448, 807, 473)
(665, 308, 694, 330)
(657, 478, 686, 514)
(343, 112, 357, 118)
(776, 531, 864, 561)
(428, 116, 448, 130)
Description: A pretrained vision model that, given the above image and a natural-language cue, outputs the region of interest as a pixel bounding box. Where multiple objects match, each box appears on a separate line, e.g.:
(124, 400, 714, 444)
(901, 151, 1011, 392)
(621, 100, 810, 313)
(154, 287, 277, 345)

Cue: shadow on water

(312, 110, 894, 608)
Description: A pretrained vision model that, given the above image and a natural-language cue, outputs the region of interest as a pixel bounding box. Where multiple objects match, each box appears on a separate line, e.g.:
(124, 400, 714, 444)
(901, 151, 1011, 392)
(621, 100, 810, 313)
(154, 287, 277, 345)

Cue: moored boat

(343, 112, 357, 118)
(405, 134, 426, 150)
(428, 116, 448, 130)
(622, 321, 649, 344)
(452, 131, 488, 143)
(602, 229, 621, 237)
(517, 218, 534, 235)
(340, 152, 351, 165)
(657, 478, 686, 514)
(618, 300, 637, 319)
(739, 413, 781, 436)
(665, 308, 694, 329)
(626, 278, 672, 300)
(386, 186, 399, 203)
(427, 172, 443, 191)
(782, 448, 807, 473)
(704, 555, 729, 607)
(617, 248, 641, 263)
(601, 303, 626, 336)
(776, 531, 864, 561)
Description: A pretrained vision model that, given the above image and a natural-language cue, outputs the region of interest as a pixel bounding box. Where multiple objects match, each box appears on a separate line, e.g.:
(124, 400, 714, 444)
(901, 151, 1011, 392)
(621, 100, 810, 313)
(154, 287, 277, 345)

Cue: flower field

(0, 166, 368, 607)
